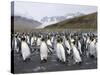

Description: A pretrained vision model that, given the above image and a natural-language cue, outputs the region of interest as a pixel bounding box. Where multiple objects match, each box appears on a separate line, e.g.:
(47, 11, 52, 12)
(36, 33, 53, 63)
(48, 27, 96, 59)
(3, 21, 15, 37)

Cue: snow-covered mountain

(44, 12, 97, 29)
(37, 12, 84, 28)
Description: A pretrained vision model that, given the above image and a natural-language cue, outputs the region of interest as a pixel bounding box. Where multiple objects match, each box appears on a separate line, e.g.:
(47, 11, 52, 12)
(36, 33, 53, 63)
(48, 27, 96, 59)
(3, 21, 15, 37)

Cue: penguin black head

(71, 38, 75, 45)
(57, 35, 61, 38)
(78, 37, 81, 40)
(47, 36, 50, 39)
(21, 37, 25, 41)
(91, 37, 94, 41)
(65, 35, 69, 40)
(90, 36, 93, 41)
(57, 37, 63, 43)
(73, 41, 76, 45)
(60, 38, 63, 42)
(38, 34, 41, 38)
(15, 35, 17, 38)
(41, 38, 45, 41)
(57, 38, 60, 43)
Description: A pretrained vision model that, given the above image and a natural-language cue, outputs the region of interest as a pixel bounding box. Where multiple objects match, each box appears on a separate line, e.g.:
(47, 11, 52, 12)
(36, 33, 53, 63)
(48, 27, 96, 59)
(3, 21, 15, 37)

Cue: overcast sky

(12, 1, 97, 21)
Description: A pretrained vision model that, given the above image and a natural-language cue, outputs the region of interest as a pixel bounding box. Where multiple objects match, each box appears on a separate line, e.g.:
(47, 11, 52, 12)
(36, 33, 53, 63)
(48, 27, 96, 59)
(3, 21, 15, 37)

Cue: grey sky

(13, 1, 97, 21)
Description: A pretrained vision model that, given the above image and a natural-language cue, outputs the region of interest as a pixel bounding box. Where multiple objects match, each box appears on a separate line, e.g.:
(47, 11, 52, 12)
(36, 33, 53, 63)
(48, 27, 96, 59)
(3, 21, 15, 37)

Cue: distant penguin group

(12, 31, 97, 64)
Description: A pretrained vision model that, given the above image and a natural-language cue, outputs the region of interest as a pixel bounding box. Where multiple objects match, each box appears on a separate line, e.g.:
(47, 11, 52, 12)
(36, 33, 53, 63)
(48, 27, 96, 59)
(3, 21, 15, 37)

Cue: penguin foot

(48, 52, 52, 55)
(75, 61, 82, 65)
(62, 61, 66, 64)
(66, 60, 69, 63)
(65, 60, 69, 64)
(23, 60, 27, 62)
(75, 62, 78, 65)
(56, 58, 61, 62)
(43, 59, 47, 62)
(23, 58, 31, 62)
(27, 58, 31, 61)
(19, 53, 22, 57)
(56, 58, 59, 61)
(90, 55, 95, 59)
(41, 60, 44, 63)
(78, 61, 82, 65)
(41, 59, 47, 63)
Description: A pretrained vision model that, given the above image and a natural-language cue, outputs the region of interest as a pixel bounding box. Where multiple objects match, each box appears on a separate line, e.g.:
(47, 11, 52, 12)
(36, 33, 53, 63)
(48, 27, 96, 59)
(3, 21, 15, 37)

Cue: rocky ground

(13, 49, 97, 74)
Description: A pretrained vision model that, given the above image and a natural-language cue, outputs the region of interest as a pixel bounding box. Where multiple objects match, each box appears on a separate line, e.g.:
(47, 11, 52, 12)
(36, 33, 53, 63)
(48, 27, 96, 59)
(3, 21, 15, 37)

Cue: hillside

(44, 12, 97, 29)
(11, 16, 42, 31)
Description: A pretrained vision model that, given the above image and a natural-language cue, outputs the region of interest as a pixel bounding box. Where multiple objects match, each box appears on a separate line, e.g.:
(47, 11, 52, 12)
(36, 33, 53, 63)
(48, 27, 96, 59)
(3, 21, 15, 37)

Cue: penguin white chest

(89, 41, 96, 56)
(65, 39, 71, 54)
(78, 41, 82, 54)
(14, 38, 17, 48)
(56, 43, 66, 62)
(26, 36, 30, 44)
(31, 37, 34, 45)
(51, 37, 54, 43)
(47, 40, 52, 46)
(72, 45, 81, 63)
(21, 41, 31, 60)
(14, 38, 19, 52)
(37, 38, 41, 46)
(40, 42, 48, 60)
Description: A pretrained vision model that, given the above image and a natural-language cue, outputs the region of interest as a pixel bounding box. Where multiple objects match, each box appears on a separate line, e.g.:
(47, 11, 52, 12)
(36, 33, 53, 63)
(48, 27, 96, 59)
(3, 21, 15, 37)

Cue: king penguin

(31, 35, 35, 46)
(46, 36, 53, 54)
(37, 35, 41, 46)
(21, 37, 31, 61)
(89, 38, 97, 58)
(56, 37, 66, 63)
(63, 36, 71, 55)
(40, 37, 48, 62)
(70, 38, 82, 64)
(13, 35, 19, 53)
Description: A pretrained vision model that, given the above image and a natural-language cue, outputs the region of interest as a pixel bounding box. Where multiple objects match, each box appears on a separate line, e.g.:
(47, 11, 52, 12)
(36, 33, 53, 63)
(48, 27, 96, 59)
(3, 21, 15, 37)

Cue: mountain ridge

(11, 16, 42, 31)
(44, 12, 97, 29)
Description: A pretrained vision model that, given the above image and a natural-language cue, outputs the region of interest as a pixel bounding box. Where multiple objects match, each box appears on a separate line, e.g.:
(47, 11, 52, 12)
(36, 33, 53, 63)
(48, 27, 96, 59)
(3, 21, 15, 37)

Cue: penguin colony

(12, 31, 97, 65)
